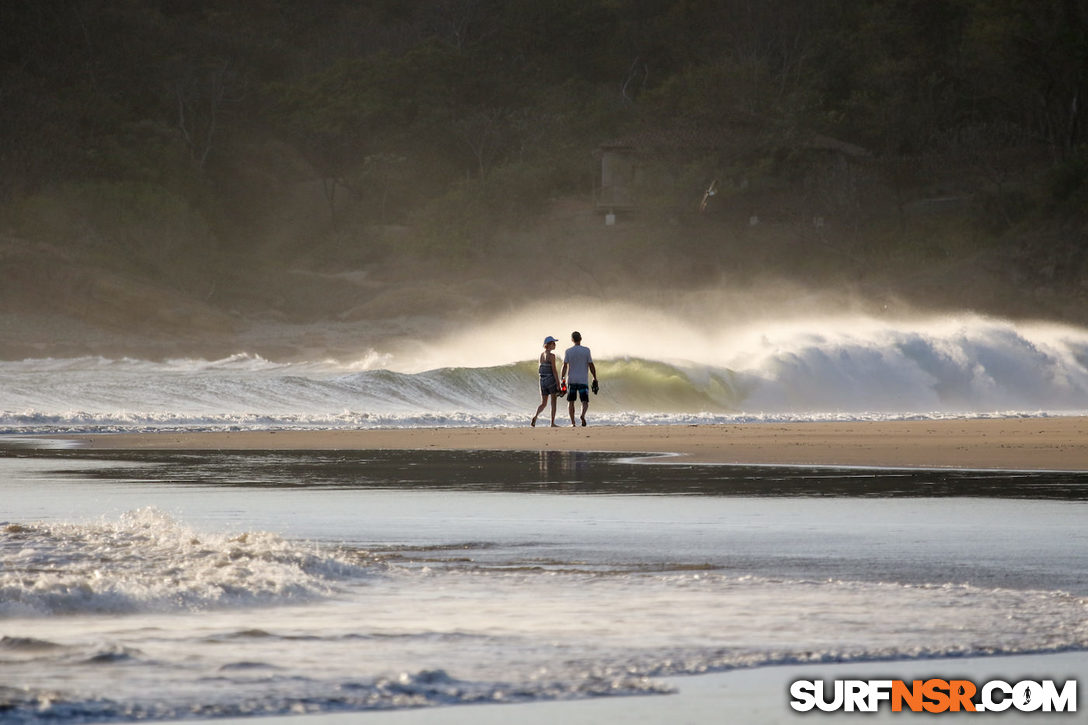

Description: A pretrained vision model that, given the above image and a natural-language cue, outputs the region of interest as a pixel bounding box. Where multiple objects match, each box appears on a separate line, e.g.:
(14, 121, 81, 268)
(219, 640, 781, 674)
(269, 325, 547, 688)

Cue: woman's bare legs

(532, 394, 559, 426)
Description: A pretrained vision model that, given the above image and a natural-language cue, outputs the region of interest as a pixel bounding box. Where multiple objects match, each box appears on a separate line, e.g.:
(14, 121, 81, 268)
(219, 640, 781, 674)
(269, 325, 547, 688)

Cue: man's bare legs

(568, 399, 588, 427)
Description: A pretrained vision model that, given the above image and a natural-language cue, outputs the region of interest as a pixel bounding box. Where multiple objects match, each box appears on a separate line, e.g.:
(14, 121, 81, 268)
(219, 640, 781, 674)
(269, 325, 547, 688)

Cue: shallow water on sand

(2, 446, 1087, 722)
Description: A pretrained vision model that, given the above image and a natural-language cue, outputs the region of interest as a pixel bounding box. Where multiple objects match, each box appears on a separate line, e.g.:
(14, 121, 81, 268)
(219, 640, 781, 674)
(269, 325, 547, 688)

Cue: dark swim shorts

(541, 381, 561, 396)
(566, 383, 589, 402)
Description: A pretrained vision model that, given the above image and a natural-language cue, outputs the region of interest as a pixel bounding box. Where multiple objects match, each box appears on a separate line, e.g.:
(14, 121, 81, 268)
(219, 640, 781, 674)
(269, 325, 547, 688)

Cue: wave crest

(3, 314, 1088, 431)
(0, 508, 376, 616)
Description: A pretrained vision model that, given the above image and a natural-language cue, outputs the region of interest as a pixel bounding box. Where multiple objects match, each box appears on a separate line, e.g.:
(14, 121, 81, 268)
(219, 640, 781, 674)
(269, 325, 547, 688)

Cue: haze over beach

(6, 306, 1088, 432)
(2, 1, 1088, 366)
(2, 2, 1088, 724)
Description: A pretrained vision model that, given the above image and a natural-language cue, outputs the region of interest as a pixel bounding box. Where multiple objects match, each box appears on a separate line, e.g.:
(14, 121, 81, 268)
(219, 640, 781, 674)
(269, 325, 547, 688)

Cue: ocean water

(2, 447, 1087, 722)
(3, 311, 1088, 721)
(3, 313, 1088, 432)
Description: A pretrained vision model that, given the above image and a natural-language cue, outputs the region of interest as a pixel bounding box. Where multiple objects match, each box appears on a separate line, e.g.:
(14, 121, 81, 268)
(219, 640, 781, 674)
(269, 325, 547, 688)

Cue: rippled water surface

(2, 446, 1087, 722)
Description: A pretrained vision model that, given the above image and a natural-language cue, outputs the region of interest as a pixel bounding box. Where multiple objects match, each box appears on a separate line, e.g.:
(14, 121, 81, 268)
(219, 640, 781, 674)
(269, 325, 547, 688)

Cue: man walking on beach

(561, 331, 598, 427)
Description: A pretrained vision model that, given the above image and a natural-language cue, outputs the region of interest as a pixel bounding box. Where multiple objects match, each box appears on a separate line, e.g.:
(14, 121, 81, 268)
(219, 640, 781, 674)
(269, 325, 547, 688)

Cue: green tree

(963, 0, 1088, 159)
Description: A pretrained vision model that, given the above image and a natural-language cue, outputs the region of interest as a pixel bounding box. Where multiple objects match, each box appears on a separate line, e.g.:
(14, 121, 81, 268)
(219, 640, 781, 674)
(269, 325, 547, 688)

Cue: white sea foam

(3, 475, 1086, 722)
(1, 313, 1087, 432)
(0, 508, 375, 616)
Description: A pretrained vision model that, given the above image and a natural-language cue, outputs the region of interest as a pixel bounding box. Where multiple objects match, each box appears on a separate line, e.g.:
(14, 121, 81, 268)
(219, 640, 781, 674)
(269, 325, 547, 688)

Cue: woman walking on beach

(531, 336, 563, 427)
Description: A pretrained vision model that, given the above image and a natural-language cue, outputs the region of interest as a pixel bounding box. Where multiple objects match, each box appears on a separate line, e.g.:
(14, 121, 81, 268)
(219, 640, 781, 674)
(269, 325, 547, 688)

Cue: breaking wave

(0, 508, 376, 616)
(2, 314, 1088, 432)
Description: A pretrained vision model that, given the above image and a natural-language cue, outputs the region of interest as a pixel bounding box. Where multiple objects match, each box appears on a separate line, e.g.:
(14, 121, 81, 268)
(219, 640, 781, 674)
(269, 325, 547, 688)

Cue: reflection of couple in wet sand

(531, 331, 599, 428)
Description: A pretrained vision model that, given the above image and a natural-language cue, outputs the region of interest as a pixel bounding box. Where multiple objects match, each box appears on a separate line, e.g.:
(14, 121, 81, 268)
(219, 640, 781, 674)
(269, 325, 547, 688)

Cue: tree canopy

(2, 0, 1087, 325)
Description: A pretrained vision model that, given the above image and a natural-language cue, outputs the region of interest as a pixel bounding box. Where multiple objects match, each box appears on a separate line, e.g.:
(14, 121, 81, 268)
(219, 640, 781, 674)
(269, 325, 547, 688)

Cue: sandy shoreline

(51, 415, 1088, 471)
(19, 420, 1088, 723)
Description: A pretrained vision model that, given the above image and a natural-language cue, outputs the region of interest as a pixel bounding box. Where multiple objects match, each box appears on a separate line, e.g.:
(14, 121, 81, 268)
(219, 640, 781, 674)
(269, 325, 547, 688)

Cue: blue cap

(543, 336, 559, 345)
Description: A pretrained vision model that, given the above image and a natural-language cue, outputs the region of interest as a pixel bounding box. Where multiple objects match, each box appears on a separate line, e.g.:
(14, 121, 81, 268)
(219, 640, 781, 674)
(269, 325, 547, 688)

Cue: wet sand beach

(11, 417, 1086, 723)
(63, 415, 1088, 471)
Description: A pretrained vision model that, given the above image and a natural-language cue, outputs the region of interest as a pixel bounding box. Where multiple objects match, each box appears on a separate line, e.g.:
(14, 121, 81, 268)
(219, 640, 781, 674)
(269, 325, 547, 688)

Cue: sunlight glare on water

(4, 305, 1088, 431)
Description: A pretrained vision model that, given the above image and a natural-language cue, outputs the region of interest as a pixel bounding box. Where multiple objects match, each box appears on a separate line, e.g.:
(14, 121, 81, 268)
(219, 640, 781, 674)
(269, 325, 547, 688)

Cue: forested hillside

(2, 0, 1087, 356)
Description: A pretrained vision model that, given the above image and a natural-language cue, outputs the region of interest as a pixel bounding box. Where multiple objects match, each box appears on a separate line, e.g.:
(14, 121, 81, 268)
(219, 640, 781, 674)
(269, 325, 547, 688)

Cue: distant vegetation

(2, 0, 1088, 328)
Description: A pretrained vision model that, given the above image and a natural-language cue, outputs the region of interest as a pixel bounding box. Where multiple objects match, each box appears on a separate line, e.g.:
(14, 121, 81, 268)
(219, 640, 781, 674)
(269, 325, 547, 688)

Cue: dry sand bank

(63, 416, 1088, 471)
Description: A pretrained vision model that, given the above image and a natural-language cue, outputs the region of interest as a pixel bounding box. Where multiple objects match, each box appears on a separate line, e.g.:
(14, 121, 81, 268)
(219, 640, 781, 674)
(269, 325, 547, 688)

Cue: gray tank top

(538, 356, 557, 384)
